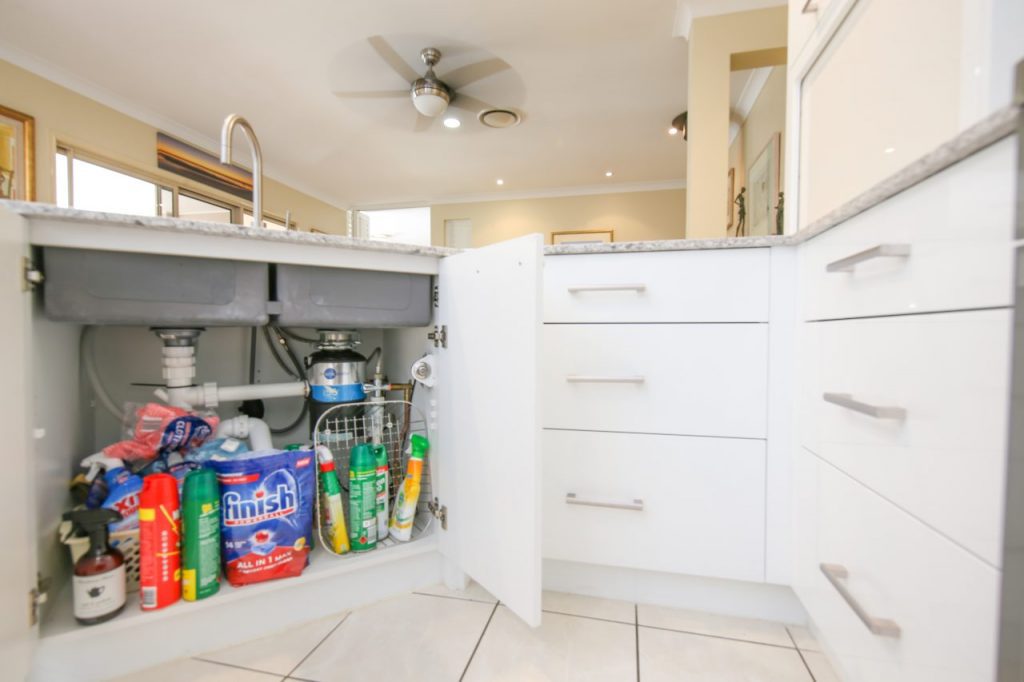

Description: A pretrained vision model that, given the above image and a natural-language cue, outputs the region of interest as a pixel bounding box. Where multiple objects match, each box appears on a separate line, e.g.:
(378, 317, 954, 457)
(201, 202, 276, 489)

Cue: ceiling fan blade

(333, 90, 409, 99)
(443, 58, 511, 89)
(413, 113, 434, 132)
(450, 93, 498, 115)
(367, 35, 419, 84)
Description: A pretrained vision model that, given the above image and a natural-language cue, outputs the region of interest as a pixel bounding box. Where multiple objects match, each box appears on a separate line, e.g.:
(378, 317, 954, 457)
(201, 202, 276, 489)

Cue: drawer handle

(823, 392, 907, 420)
(567, 283, 646, 293)
(820, 563, 901, 638)
(826, 244, 911, 273)
(801, 0, 818, 13)
(566, 493, 644, 511)
(566, 375, 645, 384)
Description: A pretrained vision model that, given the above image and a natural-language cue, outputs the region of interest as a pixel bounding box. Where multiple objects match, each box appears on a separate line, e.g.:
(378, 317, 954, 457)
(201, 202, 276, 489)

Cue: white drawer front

(544, 324, 768, 438)
(800, 138, 1015, 320)
(794, 450, 999, 682)
(543, 430, 765, 582)
(544, 249, 770, 323)
(801, 310, 1010, 565)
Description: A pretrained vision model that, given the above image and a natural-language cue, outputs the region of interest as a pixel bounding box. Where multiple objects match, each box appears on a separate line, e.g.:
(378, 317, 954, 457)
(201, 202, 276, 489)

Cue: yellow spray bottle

(316, 445, 350, 554)
(389, 435, 428, 542)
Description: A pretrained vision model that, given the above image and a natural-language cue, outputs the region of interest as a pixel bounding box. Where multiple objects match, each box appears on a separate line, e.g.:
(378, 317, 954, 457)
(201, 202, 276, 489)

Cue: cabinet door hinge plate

(29, 573, 50, 626)
(428, 325, 448, 349)
(428, 497, 448, 530)
(22, 257, 43, 291)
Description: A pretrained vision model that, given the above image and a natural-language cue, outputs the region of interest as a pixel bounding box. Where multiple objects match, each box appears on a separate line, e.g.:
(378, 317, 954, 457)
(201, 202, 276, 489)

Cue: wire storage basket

(313, 398, 433, 557)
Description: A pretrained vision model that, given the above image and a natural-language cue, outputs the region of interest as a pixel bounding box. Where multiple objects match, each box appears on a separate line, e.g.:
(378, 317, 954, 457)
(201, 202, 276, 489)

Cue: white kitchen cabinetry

(793, 134, 1016, 681)
(1, 206, 544, 680)
(542, 249, 774, 587)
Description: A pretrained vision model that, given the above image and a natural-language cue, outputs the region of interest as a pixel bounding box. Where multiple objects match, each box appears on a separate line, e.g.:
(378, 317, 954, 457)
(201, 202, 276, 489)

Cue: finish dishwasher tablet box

(209, 449, 314, 586)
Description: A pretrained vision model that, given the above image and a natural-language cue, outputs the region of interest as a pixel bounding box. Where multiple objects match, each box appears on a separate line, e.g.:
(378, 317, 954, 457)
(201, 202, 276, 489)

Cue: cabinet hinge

(428, 497, 448, 530)
(432, 284, 439, 308)
(428, 325, 448, 349)
(22, 257, 44, 291)
(29, 573, 50, 626)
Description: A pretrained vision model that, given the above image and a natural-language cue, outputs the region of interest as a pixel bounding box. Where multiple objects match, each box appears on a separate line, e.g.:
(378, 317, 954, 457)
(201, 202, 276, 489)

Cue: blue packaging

(208, 449, 314, 586)
(101, 467, 143, 532)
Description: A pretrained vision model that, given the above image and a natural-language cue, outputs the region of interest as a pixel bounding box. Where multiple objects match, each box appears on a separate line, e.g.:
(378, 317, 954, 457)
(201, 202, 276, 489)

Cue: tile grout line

(413, 590, 497, 605)
(634, 604, 641, 682)
(459, 601, 501, 682)
(282, 612, 351, 680)
(786, 626, 817, 682)
(542, 608, 636, 626)
(190, 657, 287, 678)
(637, 623, 798, 651)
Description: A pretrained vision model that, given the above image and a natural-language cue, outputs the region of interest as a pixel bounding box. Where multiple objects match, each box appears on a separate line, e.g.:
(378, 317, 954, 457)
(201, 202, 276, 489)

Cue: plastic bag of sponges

(103, 402, 220, 462)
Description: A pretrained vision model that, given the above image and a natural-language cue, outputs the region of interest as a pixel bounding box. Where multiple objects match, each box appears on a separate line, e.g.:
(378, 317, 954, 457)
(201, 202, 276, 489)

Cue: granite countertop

(1, 201, 458, 258)
(5, 103, 1016, 259)
(545, 104, 1018, 255)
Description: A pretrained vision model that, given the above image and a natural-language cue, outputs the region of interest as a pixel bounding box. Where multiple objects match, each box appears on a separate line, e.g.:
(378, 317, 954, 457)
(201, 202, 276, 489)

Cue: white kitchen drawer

(542, 430, 765, 582)
(800, 138, 1015, 320)
(544, 249, 770, 323)
(794, 450, 1000, 682)
(543, 324, 768, 438)
(801, 310, 1011, 565)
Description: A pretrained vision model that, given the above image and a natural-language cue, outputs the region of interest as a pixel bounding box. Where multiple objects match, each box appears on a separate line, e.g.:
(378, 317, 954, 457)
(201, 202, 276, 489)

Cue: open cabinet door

(0, 208, 37, 677)
(436, 234, 543, 626)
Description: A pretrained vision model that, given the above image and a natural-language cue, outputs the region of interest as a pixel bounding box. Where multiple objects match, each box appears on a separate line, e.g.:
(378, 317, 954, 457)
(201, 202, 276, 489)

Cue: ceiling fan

(334, 36, 518, 131)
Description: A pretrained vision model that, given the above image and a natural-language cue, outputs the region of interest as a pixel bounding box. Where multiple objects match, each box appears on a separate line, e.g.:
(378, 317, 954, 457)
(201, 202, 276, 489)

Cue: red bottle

(138, 473, 181, 610)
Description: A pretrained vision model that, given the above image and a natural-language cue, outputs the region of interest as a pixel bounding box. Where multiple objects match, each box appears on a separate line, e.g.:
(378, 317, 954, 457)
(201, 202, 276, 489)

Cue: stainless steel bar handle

(826, 244, 911, 272)
(820, 563, 901, 638)
(567, 283, 646, 293)
(823, 392, 907, 420)
(801, 0, 818, 13)
(566, 493, 644, 512)
(566, 375, 645, 384)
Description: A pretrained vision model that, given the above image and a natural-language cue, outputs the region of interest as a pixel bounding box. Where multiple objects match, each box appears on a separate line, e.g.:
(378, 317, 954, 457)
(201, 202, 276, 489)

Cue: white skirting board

(543, 559, 808, 625)
(31, 547, 444, 681)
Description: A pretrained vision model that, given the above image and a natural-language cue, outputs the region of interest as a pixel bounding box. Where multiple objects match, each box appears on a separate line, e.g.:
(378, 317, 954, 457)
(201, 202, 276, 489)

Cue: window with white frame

(353, 206, 431, 245)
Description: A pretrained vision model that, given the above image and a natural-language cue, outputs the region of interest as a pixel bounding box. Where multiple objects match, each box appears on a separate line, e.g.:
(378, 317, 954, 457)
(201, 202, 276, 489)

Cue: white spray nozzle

(79, 453, 125, 483)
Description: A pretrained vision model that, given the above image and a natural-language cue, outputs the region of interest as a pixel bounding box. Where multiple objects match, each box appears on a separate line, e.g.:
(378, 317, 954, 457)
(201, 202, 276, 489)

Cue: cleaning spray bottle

(349, 444, 377, 552)
(181, 469, 220, 601)
(389, 435, 429, 542)
(63, 508, 127, 625)
(316, 445, 350, 554)
(373, 444, 389, 542)
(139, 473, 181, 610)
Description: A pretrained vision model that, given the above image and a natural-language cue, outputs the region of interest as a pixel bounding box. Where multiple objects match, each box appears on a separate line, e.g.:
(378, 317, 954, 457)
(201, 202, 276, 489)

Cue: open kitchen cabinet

(0, 205, 543, 680)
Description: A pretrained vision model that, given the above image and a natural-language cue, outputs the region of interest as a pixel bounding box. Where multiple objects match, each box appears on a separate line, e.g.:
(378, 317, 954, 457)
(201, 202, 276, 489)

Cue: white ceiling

(0, 0, 690, 209)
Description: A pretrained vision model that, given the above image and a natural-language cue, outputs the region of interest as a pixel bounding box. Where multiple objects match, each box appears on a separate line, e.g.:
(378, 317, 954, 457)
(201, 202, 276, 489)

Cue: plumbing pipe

(216, 415, 274, 451)
(81, 327, 124, 420)
(159, 381, 307, 409)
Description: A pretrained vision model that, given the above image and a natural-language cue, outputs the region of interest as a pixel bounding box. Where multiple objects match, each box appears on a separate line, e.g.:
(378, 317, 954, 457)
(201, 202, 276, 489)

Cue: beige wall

(0, 59, 348, 233)
(685, 7, 787, 238)
(430, 189, 686, 247)
(727, 66, 787, 236)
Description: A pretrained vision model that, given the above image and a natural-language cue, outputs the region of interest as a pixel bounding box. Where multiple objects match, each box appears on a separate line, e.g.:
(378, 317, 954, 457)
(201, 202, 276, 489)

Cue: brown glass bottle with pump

(63, 508, 127, 625)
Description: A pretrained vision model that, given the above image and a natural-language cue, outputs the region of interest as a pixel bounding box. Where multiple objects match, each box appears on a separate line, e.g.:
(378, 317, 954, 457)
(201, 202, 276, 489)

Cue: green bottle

(373, 445, 389, 542)
(349, 444, 378, 552)
(181, 469, 220, 601)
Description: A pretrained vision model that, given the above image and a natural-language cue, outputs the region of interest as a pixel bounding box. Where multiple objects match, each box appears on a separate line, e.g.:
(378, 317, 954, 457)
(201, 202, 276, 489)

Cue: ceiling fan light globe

(411, 85, 450, 117)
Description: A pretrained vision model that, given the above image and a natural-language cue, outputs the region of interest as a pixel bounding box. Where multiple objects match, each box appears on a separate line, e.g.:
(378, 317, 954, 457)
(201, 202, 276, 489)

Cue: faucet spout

(220, 114, 263, 228)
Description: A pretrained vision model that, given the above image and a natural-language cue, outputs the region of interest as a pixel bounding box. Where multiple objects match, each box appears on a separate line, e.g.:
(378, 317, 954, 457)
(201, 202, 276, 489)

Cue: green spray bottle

(181, 468, 220, 601)
(349, 444, 378, 552)
(373, 444, 389, 542)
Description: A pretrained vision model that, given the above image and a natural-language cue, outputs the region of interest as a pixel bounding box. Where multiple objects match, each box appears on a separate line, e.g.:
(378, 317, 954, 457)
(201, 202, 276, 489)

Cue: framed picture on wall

(727, 167, 735, 230)
(0, 104, 35, 201)
(746, 132, 781, 237)
(551, 229, 614, 245)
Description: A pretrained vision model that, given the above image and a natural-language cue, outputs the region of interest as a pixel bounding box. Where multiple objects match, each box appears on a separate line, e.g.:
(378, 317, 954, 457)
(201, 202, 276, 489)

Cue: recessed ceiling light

(668, 127, 678, 136)
(884, 147, 896, 154)
(443, 117, 461, 129)
(605, 171, 613, 177)
(496, 178, 504, 186)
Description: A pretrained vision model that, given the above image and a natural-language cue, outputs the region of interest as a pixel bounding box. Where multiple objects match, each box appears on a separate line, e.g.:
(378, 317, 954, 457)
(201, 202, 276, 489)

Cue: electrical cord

(261, 326, 301, 380)
(247, 327, 257, 384)
(278, 327, 319, 344)
(271, 326, 306, 378)
(260, 325, 308, 435)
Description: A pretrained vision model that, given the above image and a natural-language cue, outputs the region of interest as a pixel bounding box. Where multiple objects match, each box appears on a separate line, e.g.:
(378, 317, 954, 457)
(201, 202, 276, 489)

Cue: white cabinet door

(435, 235, 543, 627)
(0, 207, 36, 677)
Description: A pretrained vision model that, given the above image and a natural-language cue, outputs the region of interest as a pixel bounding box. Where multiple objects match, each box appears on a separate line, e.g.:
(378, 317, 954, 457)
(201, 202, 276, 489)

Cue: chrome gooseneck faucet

(219, 114, 263, 228)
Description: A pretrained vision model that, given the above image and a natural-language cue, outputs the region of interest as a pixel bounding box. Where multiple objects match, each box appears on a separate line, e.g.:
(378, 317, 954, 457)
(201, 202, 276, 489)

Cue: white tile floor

(111, 584, 839, 682)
